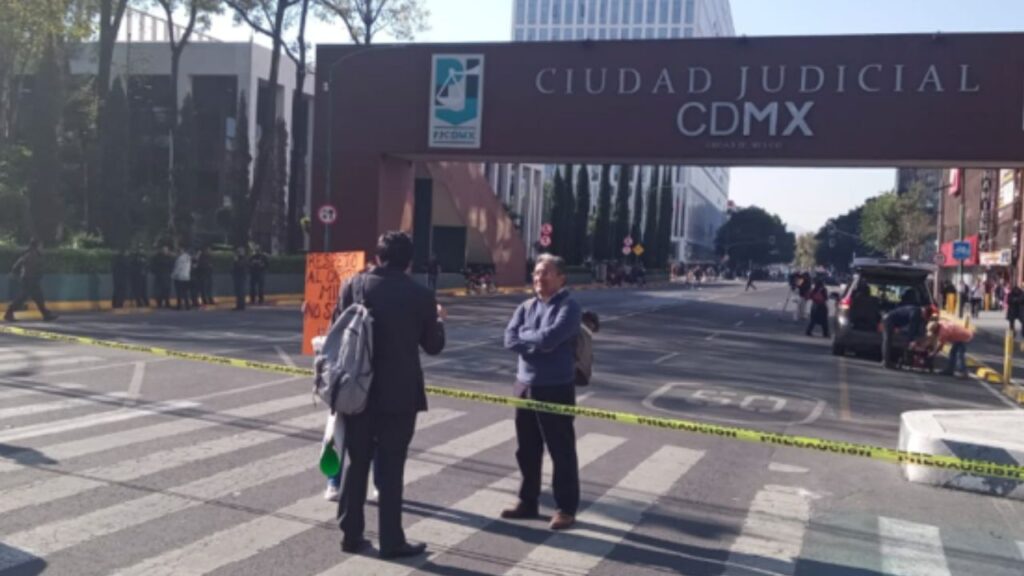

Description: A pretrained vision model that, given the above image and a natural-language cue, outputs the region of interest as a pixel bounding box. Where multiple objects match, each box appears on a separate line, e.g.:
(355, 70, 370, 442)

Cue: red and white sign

(623, 236, 634, 247)
(539, 235, 552, 248)
(541, 223, 553, 236)
(317, 204, 338, 225)
(622, 246, 632, 256)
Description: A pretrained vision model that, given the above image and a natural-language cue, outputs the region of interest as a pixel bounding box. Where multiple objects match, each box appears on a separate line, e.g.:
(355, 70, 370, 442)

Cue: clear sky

(208, 0, 1024, 233)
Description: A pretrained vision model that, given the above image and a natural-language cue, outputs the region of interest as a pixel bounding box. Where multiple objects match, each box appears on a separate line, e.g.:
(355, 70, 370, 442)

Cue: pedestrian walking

(196, 247, 215, 306)
(4, 239, 57, 322)
(1008, 284, 1024, 336)
(151, 246, 174, 308)
(881, 304, 929, 369)
(745, 269, 757, 291)
(503, 254, 582, 531)
(805, 279, 830, 337)
(336, 231, 446, 559)
(129, 247, 150, 307)
(249, 246, 268, 305)
(111, 249, 130, 309)
(231, 248, 247, 311)
(172, 248, 192, 311)
(426, 255, 440, 291)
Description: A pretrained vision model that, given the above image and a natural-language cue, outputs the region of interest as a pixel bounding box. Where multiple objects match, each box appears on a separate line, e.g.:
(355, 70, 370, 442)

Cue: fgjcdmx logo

(429, 54, 484, 149)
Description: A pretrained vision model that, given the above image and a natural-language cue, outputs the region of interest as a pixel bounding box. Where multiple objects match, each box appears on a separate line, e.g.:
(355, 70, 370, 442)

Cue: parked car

(832, 258, 937, 357)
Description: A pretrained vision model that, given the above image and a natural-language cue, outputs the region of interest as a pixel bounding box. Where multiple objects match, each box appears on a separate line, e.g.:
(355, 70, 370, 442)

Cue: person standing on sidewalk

(172, 248, 192, 311)
(111, 249, 130, 309)
(231, 248, 248, 311)
(151, 246, 174, 309)
(806, 279, 830, 338)
(1008, 283, 1024, 337)
(196, 247, 215, 306)
(4, 239, 57, 322)
(129, 246, 150, 308)
(970, 279, 983, 318)
(249, 246, 268, 305)
(503, 254, 582, 531)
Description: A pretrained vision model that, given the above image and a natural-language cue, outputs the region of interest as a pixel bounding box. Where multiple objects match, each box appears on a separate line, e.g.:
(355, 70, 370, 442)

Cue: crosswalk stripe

(0, 394, 313, 475)
(0, 349, 65, 363)
(319, 432, 627, 576)
(107, 410, 482, 576)
(723, 485, 816, 575)
(878, 517, 951, 576)
(504, 445, 704, 576)
(0, 390, 129, 421)
(0, 382, 86, 403)
(0, 355, 104, 372)
(0, 399, 197, 444)
(1018, 541, 1024, 561)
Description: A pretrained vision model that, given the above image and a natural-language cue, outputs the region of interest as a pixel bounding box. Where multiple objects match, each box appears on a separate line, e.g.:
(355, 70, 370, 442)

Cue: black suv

(832, 258, 937, 357)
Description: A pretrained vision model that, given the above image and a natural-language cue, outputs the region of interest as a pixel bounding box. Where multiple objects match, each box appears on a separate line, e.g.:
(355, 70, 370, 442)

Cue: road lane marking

(124, 362, 145, 406)
(0, 355, 104, 373)
(838, 358, 852, 421)
(317, 433, 627, 576)
(878, 517, 951, 576)
(1018, 541, 1024, 562)
(0, 382, 86, 403)
(653, 352, 679, 365)
(754, 312, 762, 318)
(706, 333, 719, 341)
(0, 350, 65, 363)
(768, 462, 809, 474)
(504, 445, 703, 576)
(107, 409, 475, 576)
(734, 321, 744, 328)
(724, 485, 816, 575)
(577, 392, 593, 403)
(0, 390, 129, 422)
(0, 400, 196, 445)
(273, 346, 296, 368)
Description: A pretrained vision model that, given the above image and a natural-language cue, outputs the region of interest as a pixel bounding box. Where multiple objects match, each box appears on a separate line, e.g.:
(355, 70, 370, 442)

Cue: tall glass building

(510, 0, 734, 264)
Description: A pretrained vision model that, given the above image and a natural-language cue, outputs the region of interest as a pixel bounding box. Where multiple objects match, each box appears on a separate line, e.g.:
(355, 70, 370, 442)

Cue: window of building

(597, 28, 606, 39)
(610, 0, 620, 24)
(514, 28, 525, 40)
(659, 0, 669, 24)
(564, 27, 573, 38)
(527, 28, 537, 40)
(539, 28, 550, 40)
(516, 0, 526, 24)
(632, 0, 643, 23)
(621, 28, 630, 39)
(685, 0, 695, 23)
(646, 26, 655, 38)
(658, 27, 668, 38)
(684, 27, 693, 37)
(540, 0, 550, 24)
(577, 0, 586, 23)
(588, 0, 597, 23)
(552, 28, 561, 40)
(634, 26, 643, 37)
(576, 28, 586, 39)
(597, 0, 606, 24)
(646, 0, 656, 23)
(552, 0, 562, 23)
(622, 0, 632, 23)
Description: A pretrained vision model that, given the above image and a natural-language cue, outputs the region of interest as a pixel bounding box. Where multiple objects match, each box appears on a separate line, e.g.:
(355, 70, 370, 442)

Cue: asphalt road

(0, 281, 1022, 575)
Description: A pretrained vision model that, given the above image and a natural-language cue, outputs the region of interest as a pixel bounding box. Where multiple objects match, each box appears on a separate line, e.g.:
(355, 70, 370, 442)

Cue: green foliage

(172, 94, 200, 247)
(860, 192, 902, 257)
(315, 0, 429, 44)
(97, 77, 132, 249)
(228, 93, 252, 248)
(612, 165, 631, 254)
(814, 206, 876, 273)
(593, 164, 612, 260)
(27, 36, 65, 246)
(715, 206, 795, 269)
(572, 164, 590, 264)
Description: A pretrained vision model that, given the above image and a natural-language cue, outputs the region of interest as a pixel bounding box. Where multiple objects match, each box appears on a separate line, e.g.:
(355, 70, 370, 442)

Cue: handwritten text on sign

(302, 252, 365, 356)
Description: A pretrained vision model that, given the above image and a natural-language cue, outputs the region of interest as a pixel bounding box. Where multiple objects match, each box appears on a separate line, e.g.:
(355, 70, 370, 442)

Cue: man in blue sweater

(503, 254, 582, 531)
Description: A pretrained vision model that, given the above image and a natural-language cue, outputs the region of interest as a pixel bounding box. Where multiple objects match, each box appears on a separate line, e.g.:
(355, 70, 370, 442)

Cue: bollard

(1005, 329, 1014, 389)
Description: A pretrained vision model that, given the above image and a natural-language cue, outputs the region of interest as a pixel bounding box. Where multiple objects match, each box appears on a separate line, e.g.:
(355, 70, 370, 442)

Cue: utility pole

(958, 168, 966, 318)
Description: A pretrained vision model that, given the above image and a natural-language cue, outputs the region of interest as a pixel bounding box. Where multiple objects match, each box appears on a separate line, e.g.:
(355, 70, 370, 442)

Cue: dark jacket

(1007, 287, 1023, 320)
(505, 289, 582, 387)
(336, 267, 445, 414)
(12, 249, 42, 282)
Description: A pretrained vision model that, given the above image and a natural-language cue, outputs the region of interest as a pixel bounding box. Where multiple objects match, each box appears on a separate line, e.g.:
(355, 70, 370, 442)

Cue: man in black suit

(336, 231, 447, 560)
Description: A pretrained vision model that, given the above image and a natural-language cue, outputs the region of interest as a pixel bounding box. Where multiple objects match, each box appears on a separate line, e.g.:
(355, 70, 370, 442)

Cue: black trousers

(131, 275, 149, 307)
(155, 277, 172, 308)
(338, 410, 417, 551)
(6, 280, 51, 318)
(112, 274, 128, 308)
(514, 383, 579, 516)
(806, 305, 830, 337)
(202, 274, 215, 305)
(250, 273, 265, 304)
(174, 280, 191, 310)
(233, 276, 246, 310)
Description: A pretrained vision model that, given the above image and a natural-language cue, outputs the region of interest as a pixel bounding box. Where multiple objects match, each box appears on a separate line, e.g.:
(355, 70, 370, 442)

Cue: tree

(97, 0, 130, 106)
(861, 192, 902, 257)
(715, 206, 795, 270)
(593, 164, 612, 260)
(642, 168, 659, 267)
(548, 168, 567, 255)
(97, 77, 132, 249)
(155, 0, 222, 237)
(612, 165, 631, 255)
(227, 93, 252, 248)
(226, 0, 302, 240)
(172, 94, 199, 246)
(316, 0, 428, 44)
(286, 0, 311, 252)
(630, 166, 643, 242)
(272, 117, 289, 250)
(656, 167, 673, 267)
(814, 206, 874, 273)
(573, 164, 590, 264)
(26, 36, 65, 245)
(795, 233, 818, 270)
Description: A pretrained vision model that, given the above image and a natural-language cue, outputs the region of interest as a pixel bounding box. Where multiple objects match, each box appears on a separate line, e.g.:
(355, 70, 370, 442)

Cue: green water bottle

(319, 440, 341, 477)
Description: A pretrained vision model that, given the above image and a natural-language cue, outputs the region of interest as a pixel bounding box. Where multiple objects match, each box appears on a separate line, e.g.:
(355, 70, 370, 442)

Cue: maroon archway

(312, 33, 1024, 284)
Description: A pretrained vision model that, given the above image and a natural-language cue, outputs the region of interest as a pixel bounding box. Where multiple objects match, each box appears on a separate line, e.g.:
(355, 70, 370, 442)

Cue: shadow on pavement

(0, 443, 57, 466)
(0, 542, 46, 575)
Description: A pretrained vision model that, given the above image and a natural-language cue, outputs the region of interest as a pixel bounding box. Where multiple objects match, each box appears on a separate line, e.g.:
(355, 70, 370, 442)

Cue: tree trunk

(286, 0, 310, 253)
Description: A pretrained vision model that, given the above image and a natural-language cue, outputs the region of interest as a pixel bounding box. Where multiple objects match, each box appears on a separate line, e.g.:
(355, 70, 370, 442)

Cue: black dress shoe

(341, 538, 372, 554)
(379, 542, 426, 560)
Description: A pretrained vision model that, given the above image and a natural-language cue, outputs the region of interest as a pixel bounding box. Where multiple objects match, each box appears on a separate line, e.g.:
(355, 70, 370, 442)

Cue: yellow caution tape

(3, 324, 1024, 482)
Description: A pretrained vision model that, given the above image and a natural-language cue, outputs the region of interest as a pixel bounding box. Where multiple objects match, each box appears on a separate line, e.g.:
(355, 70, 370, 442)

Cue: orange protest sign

(301, 252, 365, 355)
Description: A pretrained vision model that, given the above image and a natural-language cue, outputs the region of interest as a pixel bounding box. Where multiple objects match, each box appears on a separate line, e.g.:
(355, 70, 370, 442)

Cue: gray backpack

(314, 276, 374, 415)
